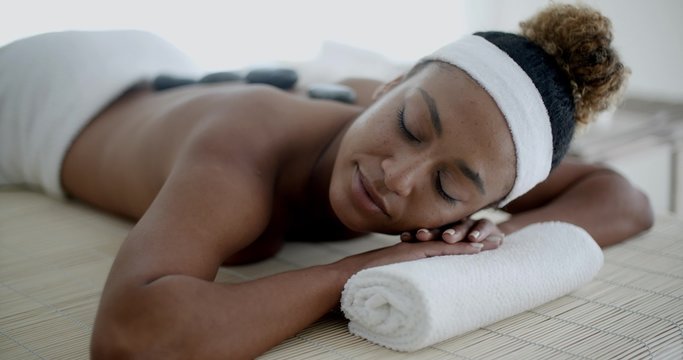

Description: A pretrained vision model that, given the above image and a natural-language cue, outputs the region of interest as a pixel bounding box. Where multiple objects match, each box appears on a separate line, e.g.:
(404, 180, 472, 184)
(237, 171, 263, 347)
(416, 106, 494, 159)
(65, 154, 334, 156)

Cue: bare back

(61, 83, 363, 262)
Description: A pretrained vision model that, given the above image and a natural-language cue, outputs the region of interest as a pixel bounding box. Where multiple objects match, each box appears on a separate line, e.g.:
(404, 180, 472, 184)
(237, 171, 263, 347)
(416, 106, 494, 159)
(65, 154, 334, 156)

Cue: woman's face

(329, 62, 516, 234)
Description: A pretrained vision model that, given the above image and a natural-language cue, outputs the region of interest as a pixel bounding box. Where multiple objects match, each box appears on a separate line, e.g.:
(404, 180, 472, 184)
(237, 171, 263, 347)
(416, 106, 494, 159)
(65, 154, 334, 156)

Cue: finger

(400, 232, 412, 242)
(479, 234, 504, 251)
(467, 219, 498, 243)
(416, 228, 430, 241)
(421, 241, 484, 257)
(416, 228, 440, 242)
(442, 220, 473, 243)
(442, 228, 458, 243)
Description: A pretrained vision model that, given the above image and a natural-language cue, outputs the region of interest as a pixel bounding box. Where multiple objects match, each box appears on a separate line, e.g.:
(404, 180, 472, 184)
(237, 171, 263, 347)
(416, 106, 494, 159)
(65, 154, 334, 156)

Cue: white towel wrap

(341, 222, 604, 352)
(0, 30, 201, 196)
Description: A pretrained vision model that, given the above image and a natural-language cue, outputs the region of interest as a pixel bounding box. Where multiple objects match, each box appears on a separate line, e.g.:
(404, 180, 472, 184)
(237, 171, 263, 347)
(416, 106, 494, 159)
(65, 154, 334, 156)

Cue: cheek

(400, 196, 467, 229)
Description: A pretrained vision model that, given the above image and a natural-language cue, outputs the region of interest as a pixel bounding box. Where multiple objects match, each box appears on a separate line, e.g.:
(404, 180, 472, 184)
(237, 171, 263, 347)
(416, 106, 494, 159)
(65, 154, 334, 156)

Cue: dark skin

(61, 63, 653, 359)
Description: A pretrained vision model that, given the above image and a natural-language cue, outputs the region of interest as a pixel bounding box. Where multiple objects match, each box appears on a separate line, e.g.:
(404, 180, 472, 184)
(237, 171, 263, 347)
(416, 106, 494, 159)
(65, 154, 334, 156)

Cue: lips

(352, 164, 390, 217)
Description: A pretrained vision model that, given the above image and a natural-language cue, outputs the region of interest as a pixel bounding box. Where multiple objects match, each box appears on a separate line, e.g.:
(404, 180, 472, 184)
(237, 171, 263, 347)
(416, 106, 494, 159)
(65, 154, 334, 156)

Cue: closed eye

(396, 105, 420, 143)
(436, 171, 458, 205)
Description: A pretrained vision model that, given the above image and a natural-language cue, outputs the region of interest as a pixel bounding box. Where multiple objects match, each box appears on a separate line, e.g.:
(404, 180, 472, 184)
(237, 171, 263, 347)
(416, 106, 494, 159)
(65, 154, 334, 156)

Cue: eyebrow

(416, 88, 484, 195)
(456, 159, 486, 195)
(418, 87, 442, 137)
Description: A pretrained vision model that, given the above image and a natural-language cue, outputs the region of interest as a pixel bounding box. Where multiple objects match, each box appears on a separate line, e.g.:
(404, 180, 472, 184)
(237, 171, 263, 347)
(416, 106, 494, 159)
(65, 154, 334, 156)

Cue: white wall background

(0, 0, 470, 69)
(1, 0, 681, 101)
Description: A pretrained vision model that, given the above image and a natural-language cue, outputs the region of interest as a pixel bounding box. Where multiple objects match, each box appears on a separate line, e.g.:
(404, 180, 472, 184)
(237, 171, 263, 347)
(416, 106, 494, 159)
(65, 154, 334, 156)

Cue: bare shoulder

(108, 149, 277, 288)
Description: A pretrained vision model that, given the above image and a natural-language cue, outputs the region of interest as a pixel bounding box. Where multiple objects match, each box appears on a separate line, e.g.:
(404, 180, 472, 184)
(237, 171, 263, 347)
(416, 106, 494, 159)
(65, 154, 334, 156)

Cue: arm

(498, 157, 654, 247)
(90, 142, 488, 359)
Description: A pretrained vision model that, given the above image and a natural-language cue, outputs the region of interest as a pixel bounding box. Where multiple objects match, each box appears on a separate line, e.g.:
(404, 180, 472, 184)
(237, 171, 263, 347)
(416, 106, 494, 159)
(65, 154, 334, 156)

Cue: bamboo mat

(1, 189, 682, 359)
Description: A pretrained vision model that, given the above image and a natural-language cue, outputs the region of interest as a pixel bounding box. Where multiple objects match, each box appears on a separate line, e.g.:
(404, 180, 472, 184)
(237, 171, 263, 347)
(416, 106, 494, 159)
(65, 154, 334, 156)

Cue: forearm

(92, 263, 350, 360)
(91, 238, 487, 359)
(498, 170, 654, 247)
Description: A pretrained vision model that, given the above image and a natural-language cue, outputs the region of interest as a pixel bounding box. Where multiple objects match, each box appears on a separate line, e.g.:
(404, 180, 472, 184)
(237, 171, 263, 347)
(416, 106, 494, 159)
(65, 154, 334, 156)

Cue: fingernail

(469, 230, 481, 241)
(470, 243, 484, 249)
(417, 228, 429, 235)
(400, 232, 411, 241)
(488, 235, 503, 244)
(442, 229, 456, 243)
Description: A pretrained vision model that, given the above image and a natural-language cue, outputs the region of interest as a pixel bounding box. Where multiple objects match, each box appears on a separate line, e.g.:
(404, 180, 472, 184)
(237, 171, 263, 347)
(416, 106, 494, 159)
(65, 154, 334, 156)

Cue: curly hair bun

(520, 3, 628, 125)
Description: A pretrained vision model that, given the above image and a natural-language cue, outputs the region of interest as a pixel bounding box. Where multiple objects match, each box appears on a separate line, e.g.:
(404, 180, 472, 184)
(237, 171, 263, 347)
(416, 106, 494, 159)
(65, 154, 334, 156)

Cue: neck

(275, 102, 365, 240)
(296, 112, 371, 241)
(307, 120, 352, 219)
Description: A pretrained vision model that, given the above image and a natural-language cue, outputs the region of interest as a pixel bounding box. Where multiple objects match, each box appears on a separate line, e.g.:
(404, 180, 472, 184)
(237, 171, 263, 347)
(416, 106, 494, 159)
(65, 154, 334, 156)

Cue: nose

(381, 156, 426, 197)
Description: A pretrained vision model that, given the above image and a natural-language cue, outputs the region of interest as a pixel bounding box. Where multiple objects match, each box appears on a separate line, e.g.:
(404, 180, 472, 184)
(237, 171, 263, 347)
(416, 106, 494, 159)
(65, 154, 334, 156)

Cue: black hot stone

(199, 71, 243, 83)
(245, 68, 298, 90)
(152, 75, 197, 91)
(307, 83, 357, 104)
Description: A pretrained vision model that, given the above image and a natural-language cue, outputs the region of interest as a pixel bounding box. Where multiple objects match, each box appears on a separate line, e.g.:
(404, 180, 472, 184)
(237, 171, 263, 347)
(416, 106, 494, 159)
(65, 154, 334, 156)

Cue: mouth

(352, 164, 390, 218)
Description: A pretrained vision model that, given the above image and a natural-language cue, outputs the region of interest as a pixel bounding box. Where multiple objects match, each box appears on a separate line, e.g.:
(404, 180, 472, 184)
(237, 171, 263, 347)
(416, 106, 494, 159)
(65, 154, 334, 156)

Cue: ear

(371, 74, 406, 100)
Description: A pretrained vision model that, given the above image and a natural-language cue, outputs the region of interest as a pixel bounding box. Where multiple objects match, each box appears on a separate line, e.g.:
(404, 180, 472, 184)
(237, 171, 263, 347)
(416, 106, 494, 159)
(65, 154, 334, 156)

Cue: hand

(334, 220, 504, 280)
(399, 218, 505, 248)
(336, 238, 488, 275)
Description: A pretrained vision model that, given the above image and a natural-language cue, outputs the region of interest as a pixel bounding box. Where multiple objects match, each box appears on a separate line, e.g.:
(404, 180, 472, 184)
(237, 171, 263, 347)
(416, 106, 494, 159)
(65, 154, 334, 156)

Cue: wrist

(324, 258, 360, 291)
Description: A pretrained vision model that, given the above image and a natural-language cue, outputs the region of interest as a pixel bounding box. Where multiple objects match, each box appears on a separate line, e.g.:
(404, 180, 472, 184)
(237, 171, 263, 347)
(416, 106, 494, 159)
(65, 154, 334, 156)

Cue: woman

(0, 4, 653, 359)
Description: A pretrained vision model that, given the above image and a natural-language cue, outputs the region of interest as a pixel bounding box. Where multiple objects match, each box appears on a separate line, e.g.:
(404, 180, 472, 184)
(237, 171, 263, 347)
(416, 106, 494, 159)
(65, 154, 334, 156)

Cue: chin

(330, 197, 400, 235)
(329, 185, 375, 233)
(329, 192, 365, 232)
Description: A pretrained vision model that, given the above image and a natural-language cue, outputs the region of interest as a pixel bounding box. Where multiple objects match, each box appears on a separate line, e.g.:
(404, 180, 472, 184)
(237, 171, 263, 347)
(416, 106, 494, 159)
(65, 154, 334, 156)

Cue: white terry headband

(421, 35, 553, 206)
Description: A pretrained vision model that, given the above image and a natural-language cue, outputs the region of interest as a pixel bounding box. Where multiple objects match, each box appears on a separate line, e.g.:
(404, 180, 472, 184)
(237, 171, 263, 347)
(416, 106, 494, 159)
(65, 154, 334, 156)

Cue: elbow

(90, 276, 227, 359)
(90, 302, 147, 360)
(610, 171, 655, 237)
(90, 286, 168, 360)
(90, 318, 133, 360)
(631, 186, 655, 234)
(90, 339, 124, 360)
(595, 172, 655, 247)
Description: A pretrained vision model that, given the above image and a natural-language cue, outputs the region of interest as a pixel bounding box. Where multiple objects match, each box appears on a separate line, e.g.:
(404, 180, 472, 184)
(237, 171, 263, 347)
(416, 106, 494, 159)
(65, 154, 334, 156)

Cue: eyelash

(436, 171, 458, 205)
(396, 105, 456, 205)
(396, 105, 421, 143)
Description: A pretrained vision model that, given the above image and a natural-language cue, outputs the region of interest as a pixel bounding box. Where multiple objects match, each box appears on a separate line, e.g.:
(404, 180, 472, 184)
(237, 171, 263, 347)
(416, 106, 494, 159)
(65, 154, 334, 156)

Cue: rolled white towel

(341, 222, 604, 352)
